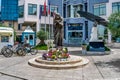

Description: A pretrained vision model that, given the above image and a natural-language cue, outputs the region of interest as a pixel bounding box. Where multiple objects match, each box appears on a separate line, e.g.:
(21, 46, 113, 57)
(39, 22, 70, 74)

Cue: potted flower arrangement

(42, 47, 70, 61)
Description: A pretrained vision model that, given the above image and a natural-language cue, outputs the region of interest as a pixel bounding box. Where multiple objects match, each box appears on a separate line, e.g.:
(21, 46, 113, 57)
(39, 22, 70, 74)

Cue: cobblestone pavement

(0, 47, 120, 80)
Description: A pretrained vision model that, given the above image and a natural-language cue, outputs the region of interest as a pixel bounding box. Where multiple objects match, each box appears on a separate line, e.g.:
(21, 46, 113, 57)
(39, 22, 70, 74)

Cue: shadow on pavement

(95, 59, 120, 72)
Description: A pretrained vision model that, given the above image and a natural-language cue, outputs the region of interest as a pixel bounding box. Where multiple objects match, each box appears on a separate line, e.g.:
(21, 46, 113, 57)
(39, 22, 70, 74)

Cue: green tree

(37, 30, 47, 45)
(108, 12, 120, 40)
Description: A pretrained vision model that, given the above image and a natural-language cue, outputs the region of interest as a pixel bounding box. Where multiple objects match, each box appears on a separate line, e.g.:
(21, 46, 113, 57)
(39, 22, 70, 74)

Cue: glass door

(29, 34, 34, 46)
(68, 31, 83, 44)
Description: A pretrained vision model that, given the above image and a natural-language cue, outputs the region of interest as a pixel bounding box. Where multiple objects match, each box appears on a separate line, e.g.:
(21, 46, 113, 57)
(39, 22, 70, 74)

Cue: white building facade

(92, 0, 120, 43)
(18, 0, 59, 41)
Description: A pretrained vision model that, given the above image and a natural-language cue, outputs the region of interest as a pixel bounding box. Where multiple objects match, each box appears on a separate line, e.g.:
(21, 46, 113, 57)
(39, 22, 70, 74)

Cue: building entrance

(68, 31, 82, 45)
(67, 23, 83, 45)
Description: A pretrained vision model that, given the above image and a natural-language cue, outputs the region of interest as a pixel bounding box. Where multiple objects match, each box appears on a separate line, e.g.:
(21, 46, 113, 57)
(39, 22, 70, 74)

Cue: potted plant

(37, 30, 47, 45)
(82, 42, 87, 54)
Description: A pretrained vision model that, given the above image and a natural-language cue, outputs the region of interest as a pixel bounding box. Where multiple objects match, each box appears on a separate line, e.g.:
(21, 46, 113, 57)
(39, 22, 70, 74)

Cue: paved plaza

(0, 47, 120, 80)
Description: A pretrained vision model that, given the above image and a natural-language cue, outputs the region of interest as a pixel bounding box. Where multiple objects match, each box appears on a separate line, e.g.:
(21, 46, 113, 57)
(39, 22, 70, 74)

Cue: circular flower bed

(42, 47, 70, 61)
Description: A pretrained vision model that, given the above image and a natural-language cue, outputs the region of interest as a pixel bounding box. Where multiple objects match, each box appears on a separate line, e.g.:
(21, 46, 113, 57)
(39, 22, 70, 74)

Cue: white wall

(18, 0, 53, 25)
(104, 0, 120, 19)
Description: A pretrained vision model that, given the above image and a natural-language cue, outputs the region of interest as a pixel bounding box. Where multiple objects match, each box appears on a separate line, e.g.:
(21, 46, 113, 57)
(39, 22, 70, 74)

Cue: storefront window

(68, 32, 82, 38)
(28, 4, 37, 15)
(68, 23, 83, 30)
(1, 36, 9, 42)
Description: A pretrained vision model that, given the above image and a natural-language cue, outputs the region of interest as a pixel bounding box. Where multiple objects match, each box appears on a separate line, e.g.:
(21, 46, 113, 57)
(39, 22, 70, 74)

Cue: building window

(67, 5, 71, 17)
(68, 32, 83, 38)
(1, 36, 9, 42)
(28, 4, 37, 15)
(1, 0, 18, 20)
(64, 21, 66, 39)
(0, 0, 1, 14)
(85, 21, 88, 39)
(112, 2, 120, 13)
(51, 6, 58, 17)
(94, 3, 106, 16)
(73, 4, 83, 17)
(63, 4, 66, 18)
(19, 5, 24, 18)
(84, 3, 87, 12)
(9, 22, 12, 27)
(67, 4, 83, 18)
(18, 24, 22, 30)
(41, 5, 48, 16)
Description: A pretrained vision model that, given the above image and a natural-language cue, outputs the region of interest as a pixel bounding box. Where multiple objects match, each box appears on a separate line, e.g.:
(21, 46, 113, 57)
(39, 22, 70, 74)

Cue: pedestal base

(28, 55, 89, 70)
(89, 41, 105, 51)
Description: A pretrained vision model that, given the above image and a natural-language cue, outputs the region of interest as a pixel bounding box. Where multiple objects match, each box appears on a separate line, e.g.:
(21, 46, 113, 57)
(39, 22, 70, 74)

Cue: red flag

(44, 0, 46, 15)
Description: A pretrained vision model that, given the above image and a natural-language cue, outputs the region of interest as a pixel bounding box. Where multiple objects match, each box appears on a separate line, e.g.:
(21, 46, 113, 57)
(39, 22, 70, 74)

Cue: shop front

(67, 23, 83, 45)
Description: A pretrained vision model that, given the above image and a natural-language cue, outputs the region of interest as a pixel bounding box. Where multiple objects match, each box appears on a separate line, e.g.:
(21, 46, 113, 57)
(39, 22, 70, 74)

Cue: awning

(77, 11, 108, 26)
(0, 31, 13, 36)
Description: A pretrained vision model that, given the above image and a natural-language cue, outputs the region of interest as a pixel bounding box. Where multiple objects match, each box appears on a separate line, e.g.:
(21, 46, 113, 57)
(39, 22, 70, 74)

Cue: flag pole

(39, 5, 42, 31)
(45, 14, 46, 34)
(49, 14, 50, 39)
(48, 0, 50, 40)
(44, 0, 47, 34)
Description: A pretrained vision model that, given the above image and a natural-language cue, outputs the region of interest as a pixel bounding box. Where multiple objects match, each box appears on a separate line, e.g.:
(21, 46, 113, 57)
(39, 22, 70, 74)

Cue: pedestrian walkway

(0, 48, 120, 80)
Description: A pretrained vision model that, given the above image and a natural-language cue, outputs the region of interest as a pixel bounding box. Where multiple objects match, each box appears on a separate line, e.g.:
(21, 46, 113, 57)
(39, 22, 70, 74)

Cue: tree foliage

(108, 12, 120, 39)
(37, 30, 47, 45)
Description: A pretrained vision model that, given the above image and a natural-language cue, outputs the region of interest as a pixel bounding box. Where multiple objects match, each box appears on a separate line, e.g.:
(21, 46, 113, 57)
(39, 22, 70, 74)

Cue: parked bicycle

(1, 42, 26, 57)
(1, 46, 13, 57)
(22, 43, 38, 55)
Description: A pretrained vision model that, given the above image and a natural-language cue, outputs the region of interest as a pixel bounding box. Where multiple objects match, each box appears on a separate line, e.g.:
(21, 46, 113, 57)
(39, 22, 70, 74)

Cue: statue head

(54, 13, 62, 21)
(93, 21, 97, 27)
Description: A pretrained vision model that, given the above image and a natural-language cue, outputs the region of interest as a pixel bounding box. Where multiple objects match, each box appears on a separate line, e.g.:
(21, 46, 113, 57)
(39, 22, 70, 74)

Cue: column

(66, 24, 68, 44)
(108, 29, 112, 43)
(36, 20, 40, 32)
(70, 5, 74, 18)
(83, 23, 85, 41)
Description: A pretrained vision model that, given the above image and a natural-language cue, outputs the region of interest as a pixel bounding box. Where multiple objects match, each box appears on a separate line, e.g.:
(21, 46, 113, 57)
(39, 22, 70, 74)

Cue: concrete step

(28, 56, 89, 70)
(35, 56, 82, 65)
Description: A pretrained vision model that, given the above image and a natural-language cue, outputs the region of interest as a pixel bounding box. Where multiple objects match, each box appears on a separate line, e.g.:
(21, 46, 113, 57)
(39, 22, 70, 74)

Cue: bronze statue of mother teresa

(53, 13, 63, 47)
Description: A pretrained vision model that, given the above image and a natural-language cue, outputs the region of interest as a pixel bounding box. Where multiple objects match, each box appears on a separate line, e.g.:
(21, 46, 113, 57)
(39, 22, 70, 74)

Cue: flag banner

(48, 0, 50, 15)
(39, 5, 42, 19)
(44, 0, 46, 15)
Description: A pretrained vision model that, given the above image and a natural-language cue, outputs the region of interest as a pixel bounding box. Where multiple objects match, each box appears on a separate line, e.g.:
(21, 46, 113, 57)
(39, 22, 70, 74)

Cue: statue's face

(55, 14, 60, 20)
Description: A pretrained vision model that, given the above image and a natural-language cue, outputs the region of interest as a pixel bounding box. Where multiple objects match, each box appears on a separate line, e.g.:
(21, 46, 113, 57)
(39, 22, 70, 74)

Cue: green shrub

(86, 45, 90, 51)
(98, 36, 103, 40)
(37, 30, 48, 45)
(105, 46, 110, 51)
(34, 44, 48, 50)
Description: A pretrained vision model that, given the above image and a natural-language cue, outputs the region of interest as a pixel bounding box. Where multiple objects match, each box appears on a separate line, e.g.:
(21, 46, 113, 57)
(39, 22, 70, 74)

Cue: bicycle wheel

(2, 47, 13, 57)
(17, 48, 26, 56)
(30, 48, 38, 55)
